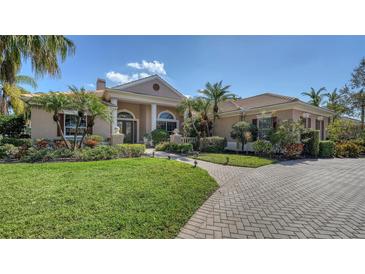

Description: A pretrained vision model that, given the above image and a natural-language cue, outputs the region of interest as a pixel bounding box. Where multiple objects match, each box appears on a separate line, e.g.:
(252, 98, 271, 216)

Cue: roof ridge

(111, 74, 158, 89)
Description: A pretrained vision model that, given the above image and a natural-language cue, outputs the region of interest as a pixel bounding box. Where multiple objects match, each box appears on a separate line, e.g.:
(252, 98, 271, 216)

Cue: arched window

(158, 112, 175, 120)
(157, 111, 178, 133)
(118, 111, 134, 119)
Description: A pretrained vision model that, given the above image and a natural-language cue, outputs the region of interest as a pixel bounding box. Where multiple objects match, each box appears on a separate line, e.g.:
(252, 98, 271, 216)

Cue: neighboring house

(23, 75, 185, 143)
(23, 77, 335, 146)
(214, 93, 334, 150)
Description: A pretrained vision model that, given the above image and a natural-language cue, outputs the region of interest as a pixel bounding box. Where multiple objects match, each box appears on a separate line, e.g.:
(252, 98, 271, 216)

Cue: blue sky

(20, 36, 365, 101)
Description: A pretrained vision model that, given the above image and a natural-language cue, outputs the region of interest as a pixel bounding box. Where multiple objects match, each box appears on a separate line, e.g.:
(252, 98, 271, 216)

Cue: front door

(119, 120, 137, 143)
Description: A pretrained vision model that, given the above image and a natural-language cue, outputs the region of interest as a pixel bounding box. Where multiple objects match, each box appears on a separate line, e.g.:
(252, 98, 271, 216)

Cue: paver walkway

(146, 150, 365, 238)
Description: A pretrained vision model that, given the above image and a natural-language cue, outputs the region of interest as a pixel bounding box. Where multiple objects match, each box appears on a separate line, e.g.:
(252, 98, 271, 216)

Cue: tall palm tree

(301, 87, 326, 107)
(0, 35, 75, 114)
(32, 92, 72, 149)
(199, 81, 236, 133)
(0, 74, 37, 114)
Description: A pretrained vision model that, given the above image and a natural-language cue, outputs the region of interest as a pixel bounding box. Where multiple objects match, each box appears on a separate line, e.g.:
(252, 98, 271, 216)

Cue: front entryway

(118, 120, 137, 143)
(117, 110, 138, 143)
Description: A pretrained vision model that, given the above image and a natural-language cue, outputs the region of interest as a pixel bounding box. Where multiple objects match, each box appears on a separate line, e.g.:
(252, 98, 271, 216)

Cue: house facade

(214, 93, 334, 150)
(25, 75, 185, 143)
(24, 76, 334, 145)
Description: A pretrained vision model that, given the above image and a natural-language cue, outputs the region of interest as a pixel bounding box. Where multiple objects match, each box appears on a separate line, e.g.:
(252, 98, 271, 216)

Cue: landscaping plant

(301, 130, 320, 157)
(335, 141, 361, 158)
(199, 136, 226, 153)
(252, 139, 273, 156)
(155, 142, 193, 154)
(151, 128, 169, 145)
(319, 141, 335, 158)
(230, 121, 255, 153)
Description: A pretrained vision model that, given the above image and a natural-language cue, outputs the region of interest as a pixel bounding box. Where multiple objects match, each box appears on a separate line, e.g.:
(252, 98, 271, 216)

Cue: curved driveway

(171, 155, 365, 239)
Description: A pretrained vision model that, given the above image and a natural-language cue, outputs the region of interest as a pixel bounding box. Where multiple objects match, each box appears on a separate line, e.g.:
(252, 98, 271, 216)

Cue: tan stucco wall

(123, 79, 182, 100)
(214, 116, 241, 141)
(93, 117, 111, 139)
(31, 107, 58, 139)
(213, 109, 331, 141)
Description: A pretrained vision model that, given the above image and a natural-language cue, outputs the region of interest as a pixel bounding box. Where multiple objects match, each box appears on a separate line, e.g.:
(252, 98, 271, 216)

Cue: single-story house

(23, 75, 334, 145)
(23, 75, 185, 143)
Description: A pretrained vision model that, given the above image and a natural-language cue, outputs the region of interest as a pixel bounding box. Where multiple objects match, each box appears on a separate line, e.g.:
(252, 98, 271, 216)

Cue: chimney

(96, 78, 106, 90)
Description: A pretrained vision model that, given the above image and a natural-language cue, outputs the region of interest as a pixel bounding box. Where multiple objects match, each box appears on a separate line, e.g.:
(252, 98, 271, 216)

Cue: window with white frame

(257, 117, 272, 139)
(157, 111, 178, 133)
(65, 114, 87, 137)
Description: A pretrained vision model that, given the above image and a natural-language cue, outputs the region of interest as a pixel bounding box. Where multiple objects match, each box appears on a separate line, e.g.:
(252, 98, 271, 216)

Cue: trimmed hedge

(199, 136, 227, 153)
(155, 142, 193, 154)
(116, 144, 145, 157)
(319, 141, 335, 158)
(301, 130, 320, 157)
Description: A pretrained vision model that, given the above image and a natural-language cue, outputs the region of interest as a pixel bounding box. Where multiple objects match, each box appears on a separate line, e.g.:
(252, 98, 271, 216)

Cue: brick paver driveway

(176, 157, 365, 239)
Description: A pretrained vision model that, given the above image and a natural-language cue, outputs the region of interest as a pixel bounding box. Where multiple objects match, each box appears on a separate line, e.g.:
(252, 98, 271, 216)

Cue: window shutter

(252, 118, 257, 127)
(57, 113, 65, 136)
(272, 117, 277, 129)
(87, 115, 93, 134)
(308, 118, 311, 128)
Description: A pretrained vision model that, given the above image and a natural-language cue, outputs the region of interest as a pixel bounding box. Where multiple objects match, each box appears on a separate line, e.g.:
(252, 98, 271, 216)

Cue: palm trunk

(73, 116, 80, 150)
(361, 104, 365, 130)
(0, 89, 8, 115)
(79, 118, 93, 148)
(56, 120, 71, 149)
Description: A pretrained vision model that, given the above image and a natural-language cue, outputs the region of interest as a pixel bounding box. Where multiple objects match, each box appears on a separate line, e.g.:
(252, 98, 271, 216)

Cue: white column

(151, 103, 157, 130)
(111, 98, 118, 133)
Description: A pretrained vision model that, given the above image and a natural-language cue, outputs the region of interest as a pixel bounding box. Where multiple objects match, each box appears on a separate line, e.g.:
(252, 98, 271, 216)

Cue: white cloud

(127, 60, 166, 76)
(86, 83, 95, 88)
(106, 71, 150, 84)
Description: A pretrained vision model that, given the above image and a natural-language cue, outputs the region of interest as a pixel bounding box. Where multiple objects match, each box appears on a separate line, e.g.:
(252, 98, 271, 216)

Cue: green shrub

(116, 144, 145, 157)
(301, 130, 320, 157)
(252, 140, 273, 155)
(50, 148, 76, 159)
(199, 136, 227, 152)
(155, 142, 170, 151)
(335, 141, 361, 158)
(319, 141, 335, 158)
(0, 115, 26, 137)
(155, 142, 193, 154)
(151, 129, 170, 145)
(0, 137, 32, 147)
(0, 144, 20, 160)
(76, 145, 119, 161)
(21, 148, 53, 163)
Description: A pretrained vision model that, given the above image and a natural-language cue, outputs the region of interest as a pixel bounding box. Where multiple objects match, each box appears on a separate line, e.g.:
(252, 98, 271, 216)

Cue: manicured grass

(193, 153, 277, 168)
(0, 158, 218, 239)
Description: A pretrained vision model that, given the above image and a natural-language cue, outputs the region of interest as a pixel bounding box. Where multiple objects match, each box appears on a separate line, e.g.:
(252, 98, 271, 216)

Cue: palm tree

(0, 35, 75, 114)
(199, 81, 236, 133)
(69, 86, 90, 150)
(325, 88, 347, 119)
(176, 97, 196, 118)
(0, 74, 37, 114)
(78, 94, 111, 148)
(32, 92, 72, 149)
(193, 97, 211, 136)
(301, 87, 326, 107)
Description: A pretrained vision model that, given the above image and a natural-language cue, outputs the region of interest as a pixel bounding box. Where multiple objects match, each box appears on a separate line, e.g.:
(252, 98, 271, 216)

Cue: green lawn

(0, 158, 218, 239)
(193, 153, 277, 168)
